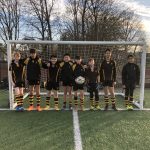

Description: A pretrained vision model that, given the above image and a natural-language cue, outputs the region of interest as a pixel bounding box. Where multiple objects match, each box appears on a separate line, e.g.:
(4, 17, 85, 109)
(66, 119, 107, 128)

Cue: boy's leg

(19, 87, 24, 111)
(95, 89, 100, 110)
(74, 90, 78, 110)
(90, 91, 94, 110)
(88, 83, 94, 110)
(128, 85, 134, 110)
(45, 82, 52, 110)
(28, 85, 34, 111)
(80, 90, 84, 111)
(108, 86, 117, 111)
(68, 86, 72, 110)
(44, 90, 51, 110)
(54, 90, 59, 110)
(14, 87, 21, 110)
(35, 84, 42, 111)
(63, 86, 67, 109)
(103, 86, 109, 111)
(125, 86, 129, 107)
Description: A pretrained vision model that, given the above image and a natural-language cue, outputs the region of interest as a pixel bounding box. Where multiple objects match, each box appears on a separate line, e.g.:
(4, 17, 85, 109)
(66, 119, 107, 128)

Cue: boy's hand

(83, 65, 87, 69)
(96, 82, 103, 90)
(12, 82, 15, 87)
(122, 85, 126, 89)
(113, 82, 116, 86)
(59, 81, 63, 86)
(47, 63, 50, 67)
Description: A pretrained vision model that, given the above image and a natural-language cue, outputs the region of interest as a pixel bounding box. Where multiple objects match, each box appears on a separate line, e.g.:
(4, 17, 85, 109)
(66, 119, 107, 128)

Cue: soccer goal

(5, 40, 147, 110)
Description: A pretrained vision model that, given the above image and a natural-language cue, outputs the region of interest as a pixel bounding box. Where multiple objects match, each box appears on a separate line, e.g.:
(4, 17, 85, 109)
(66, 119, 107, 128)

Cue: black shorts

(28, 80, 40, 85)
(46, 82, 59, 91)
(87, 83, 98, 92)
(62, 79, 72, 86)
(73, 83, 84, 91)
(15, 82, 25, 88)
(103, 80, 113, 87)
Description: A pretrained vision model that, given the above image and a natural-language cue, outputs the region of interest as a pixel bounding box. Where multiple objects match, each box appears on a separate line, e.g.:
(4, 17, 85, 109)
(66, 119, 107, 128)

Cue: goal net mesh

(1, 41, 145, 110)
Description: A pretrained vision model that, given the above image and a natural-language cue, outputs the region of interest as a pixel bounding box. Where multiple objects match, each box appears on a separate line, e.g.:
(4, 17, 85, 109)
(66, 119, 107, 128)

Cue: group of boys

(9, 48, 140, 112)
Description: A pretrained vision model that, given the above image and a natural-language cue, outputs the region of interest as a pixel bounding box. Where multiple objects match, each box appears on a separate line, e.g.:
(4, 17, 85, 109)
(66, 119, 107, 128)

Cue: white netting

(4, 41, 146, 110)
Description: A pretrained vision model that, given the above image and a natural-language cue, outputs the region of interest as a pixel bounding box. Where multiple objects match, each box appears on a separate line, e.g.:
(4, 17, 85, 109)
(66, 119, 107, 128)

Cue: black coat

(122, 63, 140, 86)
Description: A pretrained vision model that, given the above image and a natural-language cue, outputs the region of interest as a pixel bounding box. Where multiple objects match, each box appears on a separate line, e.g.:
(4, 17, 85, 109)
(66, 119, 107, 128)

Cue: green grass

(0, 89, 150, 150)
(78, 111, 150, 150)
(78, 88, 150, 150)
(0, 89, 9, 108)
(0, 111, 74, 150)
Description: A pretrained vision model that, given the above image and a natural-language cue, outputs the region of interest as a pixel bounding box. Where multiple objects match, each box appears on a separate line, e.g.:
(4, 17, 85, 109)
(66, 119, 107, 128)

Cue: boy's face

(88, 59, 95, 66)
(128, 57, 134, 63)
(14, 54, 20, 61)
(105, 51, 112, 60)
(51, 57, 57, 64)
(64, 55, 70, 62)
(76, 59, 82, 64)
(30, 52, 36, 59)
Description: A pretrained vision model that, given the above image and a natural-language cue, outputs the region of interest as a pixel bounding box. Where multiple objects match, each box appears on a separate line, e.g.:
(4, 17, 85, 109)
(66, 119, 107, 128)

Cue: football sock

(36, 95, 41, 106)
(74, 96, 78, 106)
(29, 95, 34, 106)
(46, 96, 50, 106)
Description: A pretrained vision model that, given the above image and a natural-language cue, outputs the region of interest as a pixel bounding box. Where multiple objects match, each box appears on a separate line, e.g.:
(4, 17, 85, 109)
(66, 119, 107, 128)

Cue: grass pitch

(0, 89, 150, 150)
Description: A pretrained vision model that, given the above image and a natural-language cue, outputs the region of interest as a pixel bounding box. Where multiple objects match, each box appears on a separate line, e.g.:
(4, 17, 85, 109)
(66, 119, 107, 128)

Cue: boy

(100, 49, 117, 111)
(24, 48, 45, 111)
(60, 53, 73, 110)
(122, 54, 140, 110)
(9, 52, 26, 111)
(72, 56, 85, 111)
(43, 55, 60, 111)
(85, 58, 100, 110)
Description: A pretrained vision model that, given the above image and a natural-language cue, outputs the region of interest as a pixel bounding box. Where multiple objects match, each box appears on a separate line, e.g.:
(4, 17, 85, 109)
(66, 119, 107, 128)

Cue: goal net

(5, 40, 146, 110)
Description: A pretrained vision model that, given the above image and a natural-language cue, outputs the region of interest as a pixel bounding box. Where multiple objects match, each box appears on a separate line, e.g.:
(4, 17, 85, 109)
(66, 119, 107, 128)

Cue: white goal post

(6, 40, 147, 110)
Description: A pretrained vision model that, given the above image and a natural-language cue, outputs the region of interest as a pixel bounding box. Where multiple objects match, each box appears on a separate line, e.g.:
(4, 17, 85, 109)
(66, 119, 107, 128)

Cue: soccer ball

(75, 76, 85, 84)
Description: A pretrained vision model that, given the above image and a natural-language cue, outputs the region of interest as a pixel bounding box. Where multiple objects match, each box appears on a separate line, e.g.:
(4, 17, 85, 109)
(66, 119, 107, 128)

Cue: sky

(119, 0, 150, 43)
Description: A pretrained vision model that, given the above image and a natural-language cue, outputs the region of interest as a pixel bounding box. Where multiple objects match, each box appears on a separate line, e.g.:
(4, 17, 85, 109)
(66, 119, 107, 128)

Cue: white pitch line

(72, 109, 83, 150)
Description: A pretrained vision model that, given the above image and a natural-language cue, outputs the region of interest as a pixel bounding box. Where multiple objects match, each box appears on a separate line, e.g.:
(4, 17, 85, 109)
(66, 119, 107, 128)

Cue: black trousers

(125, 83, 135, 101)
(88, 83, 99, 101)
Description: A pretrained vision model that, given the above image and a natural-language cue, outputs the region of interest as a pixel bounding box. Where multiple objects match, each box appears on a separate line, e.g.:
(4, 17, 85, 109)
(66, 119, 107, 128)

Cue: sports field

(0, 89, 150, 150)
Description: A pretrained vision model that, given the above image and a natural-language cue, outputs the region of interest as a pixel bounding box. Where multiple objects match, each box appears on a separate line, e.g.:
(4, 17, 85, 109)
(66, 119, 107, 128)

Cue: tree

(0, 0, 21, 43)
(24, 0, 56, 40)
(60, 0, 143, 42)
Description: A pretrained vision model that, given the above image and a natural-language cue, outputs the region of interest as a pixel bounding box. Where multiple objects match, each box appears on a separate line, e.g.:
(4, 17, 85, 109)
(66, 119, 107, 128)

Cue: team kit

(9, 48, 140, 112)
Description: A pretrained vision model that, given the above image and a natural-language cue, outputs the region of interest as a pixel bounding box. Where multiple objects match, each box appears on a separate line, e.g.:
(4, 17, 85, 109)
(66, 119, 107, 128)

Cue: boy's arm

(136, 65, 140, 85)
(122, 65, 126, 85)
(9, 63, 15, 87)
(23, 57, 30, 65)
(100, 62, 104, 82)
(42, 61, 49, 69)
(97, 74, 100, 83)
(113, 61, 116, 82)
(59, 62, 64, 82)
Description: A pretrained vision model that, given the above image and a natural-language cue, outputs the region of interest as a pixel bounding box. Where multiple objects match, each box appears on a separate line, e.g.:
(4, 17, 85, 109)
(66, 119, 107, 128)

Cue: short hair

(63, 53, 70, 57)
(50, 55, 57, 59)
(75, 56, 81, 60)
(13, 51, 20, 57)
(128, 54, 134, 58)
(105, 48, 112, 53)
(88, 57, 94, 62)
(30, 48, 36, 53)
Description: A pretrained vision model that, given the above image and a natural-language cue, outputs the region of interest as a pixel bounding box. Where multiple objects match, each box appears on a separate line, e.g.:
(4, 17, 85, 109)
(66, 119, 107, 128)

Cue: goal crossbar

(6, 40, 145, 45)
